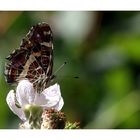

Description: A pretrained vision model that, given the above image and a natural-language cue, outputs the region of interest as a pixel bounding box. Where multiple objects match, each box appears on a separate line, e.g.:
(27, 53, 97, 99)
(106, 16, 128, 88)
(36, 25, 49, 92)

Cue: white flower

(6, 79, 64, 121)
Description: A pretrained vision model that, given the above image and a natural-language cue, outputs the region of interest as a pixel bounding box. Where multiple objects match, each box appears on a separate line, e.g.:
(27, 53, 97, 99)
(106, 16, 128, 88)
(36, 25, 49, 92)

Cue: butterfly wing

(5, 23, 53, 92)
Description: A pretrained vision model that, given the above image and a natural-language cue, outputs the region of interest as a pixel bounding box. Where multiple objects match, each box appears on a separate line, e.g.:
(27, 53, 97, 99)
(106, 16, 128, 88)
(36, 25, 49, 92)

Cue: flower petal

(20, 120, 31, 129)
(16, 79, 35, 106)
(34, 83, 64, 110)
(54, 96, 64, 111)
(6, 90, 26, 121)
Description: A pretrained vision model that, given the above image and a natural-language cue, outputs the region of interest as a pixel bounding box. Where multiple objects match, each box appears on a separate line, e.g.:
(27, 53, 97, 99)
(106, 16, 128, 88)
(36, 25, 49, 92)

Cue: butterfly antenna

(74, 76, 79, 79)
(54, 61, 67, 75)
(51, 61, 67, 80)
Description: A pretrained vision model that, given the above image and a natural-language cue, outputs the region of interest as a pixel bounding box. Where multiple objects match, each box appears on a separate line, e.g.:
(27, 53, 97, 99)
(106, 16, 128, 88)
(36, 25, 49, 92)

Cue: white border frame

(0, 0, 140, 10)
(0, 130, 140, 140)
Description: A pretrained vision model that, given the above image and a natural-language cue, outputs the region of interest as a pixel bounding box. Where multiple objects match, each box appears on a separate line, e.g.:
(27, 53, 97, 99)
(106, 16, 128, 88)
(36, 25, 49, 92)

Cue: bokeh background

(1, 11, 140, 129)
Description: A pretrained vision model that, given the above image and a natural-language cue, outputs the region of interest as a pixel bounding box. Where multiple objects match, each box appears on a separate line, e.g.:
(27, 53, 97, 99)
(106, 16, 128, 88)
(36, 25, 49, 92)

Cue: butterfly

(5, 22, 54, 93)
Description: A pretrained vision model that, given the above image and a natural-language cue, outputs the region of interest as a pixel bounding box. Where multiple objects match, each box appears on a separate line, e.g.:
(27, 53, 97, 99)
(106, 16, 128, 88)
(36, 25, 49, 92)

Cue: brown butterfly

(5, 22, 54, 93)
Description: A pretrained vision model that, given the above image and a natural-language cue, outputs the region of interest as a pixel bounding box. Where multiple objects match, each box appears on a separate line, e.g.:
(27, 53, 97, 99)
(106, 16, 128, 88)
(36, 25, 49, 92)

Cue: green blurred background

(1, 11, 140, 129)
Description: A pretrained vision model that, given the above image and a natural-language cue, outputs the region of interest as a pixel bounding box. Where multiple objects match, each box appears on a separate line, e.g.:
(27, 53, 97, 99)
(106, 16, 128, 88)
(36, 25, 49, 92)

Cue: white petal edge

(53, 96, 64, 111)
(16, 79, 35, 106)
(34, 83, 64, 110)
(6, 90, 26, 121)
